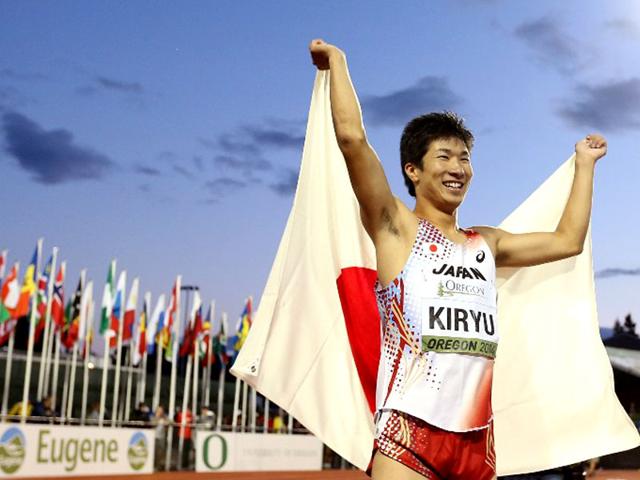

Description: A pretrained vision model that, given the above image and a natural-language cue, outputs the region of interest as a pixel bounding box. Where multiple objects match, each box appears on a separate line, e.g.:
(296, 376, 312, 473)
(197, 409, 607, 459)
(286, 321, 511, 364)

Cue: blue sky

(1, 0, 639, 334)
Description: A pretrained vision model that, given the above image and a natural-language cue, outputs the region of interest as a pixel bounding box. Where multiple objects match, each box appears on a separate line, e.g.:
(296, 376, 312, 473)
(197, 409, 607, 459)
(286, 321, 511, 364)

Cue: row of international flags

(0, 241, 253, 368)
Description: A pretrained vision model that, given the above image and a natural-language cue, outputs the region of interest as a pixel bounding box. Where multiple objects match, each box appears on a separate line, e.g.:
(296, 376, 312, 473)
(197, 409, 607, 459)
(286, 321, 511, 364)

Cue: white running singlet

(375, 218, 499, 433)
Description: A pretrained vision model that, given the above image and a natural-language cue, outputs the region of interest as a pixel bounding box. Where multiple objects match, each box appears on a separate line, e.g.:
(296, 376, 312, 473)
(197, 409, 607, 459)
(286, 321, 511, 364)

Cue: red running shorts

(367, 410, 496, 479)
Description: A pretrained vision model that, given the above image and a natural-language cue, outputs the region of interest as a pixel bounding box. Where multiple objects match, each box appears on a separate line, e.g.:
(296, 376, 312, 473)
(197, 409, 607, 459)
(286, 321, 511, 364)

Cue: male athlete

(309, 39, 607, 480)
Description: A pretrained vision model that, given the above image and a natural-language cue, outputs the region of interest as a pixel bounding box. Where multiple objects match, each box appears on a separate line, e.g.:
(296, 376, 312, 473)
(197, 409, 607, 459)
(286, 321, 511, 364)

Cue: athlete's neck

(413, 202, 459, 237)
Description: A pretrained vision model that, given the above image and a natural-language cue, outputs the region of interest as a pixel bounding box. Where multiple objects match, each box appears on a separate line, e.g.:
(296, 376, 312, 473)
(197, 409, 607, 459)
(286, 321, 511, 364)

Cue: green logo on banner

(203, 434, 228, 470)
(127, 432, 148, 471)
(0, 427, 26, 474)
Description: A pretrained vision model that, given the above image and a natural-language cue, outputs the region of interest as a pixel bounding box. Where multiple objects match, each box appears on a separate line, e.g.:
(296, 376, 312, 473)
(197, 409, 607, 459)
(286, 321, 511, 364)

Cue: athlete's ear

(404, 162, 421, 184)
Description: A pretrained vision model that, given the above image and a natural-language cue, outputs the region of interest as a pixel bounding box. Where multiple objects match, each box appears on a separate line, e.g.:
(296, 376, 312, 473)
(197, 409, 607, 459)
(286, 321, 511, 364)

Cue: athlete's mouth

(442, 181, 464, 191)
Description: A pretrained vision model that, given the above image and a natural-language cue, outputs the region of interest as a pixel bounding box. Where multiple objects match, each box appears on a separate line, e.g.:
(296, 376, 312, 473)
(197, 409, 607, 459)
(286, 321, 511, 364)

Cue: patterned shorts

(367, 410, 496, 479)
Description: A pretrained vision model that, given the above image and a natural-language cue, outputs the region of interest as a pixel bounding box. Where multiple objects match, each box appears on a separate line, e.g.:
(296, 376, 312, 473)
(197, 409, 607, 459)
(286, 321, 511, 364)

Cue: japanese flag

(231, 71, 639, 475)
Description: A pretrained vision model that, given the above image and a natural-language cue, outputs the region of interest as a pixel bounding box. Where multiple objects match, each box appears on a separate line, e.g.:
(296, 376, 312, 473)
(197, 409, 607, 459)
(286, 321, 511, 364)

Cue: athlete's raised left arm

(474, 134, 606, 268)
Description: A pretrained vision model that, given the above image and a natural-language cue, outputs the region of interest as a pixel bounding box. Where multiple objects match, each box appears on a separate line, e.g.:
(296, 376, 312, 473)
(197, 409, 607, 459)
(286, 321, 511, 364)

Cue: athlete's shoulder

(469, 225, 502, 259)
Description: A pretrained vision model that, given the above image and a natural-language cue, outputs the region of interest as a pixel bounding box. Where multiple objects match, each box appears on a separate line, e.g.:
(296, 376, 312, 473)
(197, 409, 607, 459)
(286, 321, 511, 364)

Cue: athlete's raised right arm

(309, 39, 397, 240)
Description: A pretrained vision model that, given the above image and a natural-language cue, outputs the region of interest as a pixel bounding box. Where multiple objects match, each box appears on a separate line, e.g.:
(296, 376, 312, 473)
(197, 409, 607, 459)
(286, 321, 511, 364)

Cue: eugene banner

(0, 424, 154, 477)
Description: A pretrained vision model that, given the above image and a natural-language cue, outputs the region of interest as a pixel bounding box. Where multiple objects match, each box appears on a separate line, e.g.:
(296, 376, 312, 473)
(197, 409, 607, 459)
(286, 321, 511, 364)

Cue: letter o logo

(203, 434, 227, 470)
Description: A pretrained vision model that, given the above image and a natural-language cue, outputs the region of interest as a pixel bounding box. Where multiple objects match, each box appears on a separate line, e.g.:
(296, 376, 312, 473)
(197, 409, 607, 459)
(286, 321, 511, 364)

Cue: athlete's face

(405, 137, 473, 212)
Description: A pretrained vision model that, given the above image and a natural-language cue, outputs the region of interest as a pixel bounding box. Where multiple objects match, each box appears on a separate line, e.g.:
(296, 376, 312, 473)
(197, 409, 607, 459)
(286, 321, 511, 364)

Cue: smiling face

(404, 136, 473, 213)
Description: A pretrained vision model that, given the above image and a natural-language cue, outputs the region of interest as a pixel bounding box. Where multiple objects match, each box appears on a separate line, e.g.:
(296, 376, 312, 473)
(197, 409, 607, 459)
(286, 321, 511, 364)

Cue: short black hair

(400, 112, 474, 197)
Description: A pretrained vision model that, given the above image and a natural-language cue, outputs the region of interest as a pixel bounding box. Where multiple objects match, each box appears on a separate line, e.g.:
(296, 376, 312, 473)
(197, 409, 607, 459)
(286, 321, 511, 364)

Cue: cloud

(204, 177, 247, 200)
(243, 124, 304, 149)
(206, 120, 305, 157)
(95, 76, 144, 94)
(134, 164, 161, 176)
(0, 68, 48, 82)
(269, 168, 299, 196)
(604, 18, 640, 38)
(595, 268, 640, 279)
(0, 86, 31, 109)
(361, 76, 464, 126)
(514, 17, 582, 75)
(557, 78, 640, 131)
(214, 154, 272, 172)
(1, 111, 114, 184)
(172, 164, 195, 180)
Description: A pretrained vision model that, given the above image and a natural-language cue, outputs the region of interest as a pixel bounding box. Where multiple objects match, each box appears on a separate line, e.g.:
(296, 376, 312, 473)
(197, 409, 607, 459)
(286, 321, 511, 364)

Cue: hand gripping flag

(230, 71, 640, 475)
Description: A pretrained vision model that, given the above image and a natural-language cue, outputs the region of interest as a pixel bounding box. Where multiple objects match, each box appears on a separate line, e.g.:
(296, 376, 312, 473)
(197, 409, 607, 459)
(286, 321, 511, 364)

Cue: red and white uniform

(375, 218, 499, 434)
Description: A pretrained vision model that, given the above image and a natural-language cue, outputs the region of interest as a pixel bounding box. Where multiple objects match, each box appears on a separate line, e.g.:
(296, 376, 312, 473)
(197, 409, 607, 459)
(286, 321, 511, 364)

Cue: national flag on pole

(123, 277, 139, 343)
(62, 275, 84, 350)
(179, 290, 202, 358)
(145, 294, 165, 355)
(132, 293, 149, 366)
(0, 250, 7, 283)
(78, 282, 93, 358)
(100, 260, 116, 337)
(229, 71, 640, 474)
(199, 305, 213, 365)
(15, 243, 40, 318)
(0, 263, 20, 344)
(109, 271, 126, 349)
(213, 314, 229, 366)
(51, 262, 66, 332)
(34, 254, 54, 343)
(233, 297, 252, 351)
(163, 278, 179, 361)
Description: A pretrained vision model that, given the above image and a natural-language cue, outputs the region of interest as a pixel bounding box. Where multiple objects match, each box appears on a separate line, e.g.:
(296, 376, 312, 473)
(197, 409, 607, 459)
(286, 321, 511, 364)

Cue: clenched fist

(575, 134, 607, 166)
(309, 39, 344, 70)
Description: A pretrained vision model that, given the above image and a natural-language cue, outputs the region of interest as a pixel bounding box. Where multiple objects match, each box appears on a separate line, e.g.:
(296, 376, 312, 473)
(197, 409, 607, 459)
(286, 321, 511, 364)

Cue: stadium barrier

(195, 431, 323, 472)
(0, 423, 154, 478)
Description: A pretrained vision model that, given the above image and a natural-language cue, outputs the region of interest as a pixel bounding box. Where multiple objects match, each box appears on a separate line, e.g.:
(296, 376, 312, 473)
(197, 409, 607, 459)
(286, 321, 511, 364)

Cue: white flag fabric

(230, 71, 639, 475)
(493, 158, 640, 474)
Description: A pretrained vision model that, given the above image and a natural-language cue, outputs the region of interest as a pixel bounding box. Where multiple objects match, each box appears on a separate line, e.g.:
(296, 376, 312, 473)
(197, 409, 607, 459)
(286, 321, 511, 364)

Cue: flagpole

(60, 351, 71, 423)
(152, 346, 162, 410)
(231, 376, 241, 432)
(50, 330, 61, 413)
(80, 299, 95, 424)
(165, 276, 182, 471)
(205, 300, 215, 408)
(111, 271, 127, 428)
(192, 336, 199, 419)
(138, 291, 151, 405)
(36, 248, 57, 401)
(241, 380, 248, 432)
(1, 262, 19, 421)
(288, 411, 294, 434)
(138, 351, 147, 404)
(1, 329, 16, 420)
(179, 353, 193, 470)
(263, 398, 270, 433)
(216, 311, 228, 432)
(124, 345, 134, 421)
(21, 238, 44, 422)
(99, 336, 109, 427)
(250, 387, 257, 433)
(66, 272, 87, 422)
(42, 324, 55, 398)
